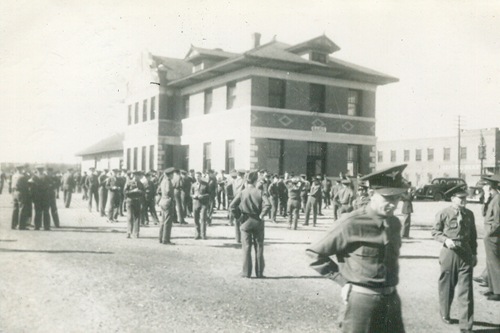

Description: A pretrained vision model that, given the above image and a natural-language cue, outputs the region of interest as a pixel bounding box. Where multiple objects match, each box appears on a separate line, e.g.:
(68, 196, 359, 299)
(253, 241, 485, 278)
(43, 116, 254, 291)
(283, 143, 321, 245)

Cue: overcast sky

(1, 0, 499, 163)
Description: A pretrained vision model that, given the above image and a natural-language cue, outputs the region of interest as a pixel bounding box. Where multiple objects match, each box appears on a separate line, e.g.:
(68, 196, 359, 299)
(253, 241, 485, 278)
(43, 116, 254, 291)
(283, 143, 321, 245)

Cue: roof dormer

(185, 46, 238, 73)
(287, 35, 340, 64)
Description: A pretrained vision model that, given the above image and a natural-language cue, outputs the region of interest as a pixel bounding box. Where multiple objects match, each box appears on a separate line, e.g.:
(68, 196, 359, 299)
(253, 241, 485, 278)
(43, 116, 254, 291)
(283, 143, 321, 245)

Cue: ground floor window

(347, 145, 360, 176)
(306, 142, 326, 179)
(267, 139, 283, 174)
(225, 140, 235, 172)
(203, 143, 212, 172)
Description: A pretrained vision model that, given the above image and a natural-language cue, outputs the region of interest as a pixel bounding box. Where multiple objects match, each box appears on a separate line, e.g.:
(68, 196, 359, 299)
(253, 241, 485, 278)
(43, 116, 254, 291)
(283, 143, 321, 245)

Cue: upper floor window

(390, 150, 396, 162)
(269, 78, 285, 109)
(309, 84, 325, 113)
(128, 105, 132, 125)
(226, 82, 236, 109)
(460, 147, 467, 160)
(134, 102, 139, 124)
(443, 147, 451, 161)
(404, 149, 410, 162)
(347, 90, 360, 116)
(427, 148, 434, 161)
(204, 89, 213, 114)
(142, 99, 148, 122)
(415, 149, 422, 161)
(311, 52, 327, 63)
(150, 96, 156, 120)
(377, 151, 383, 163)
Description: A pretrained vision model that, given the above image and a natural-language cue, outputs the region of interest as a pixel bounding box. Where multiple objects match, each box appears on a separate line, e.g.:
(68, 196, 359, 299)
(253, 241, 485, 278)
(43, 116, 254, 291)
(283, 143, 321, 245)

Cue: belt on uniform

(351, 284, 396, 296)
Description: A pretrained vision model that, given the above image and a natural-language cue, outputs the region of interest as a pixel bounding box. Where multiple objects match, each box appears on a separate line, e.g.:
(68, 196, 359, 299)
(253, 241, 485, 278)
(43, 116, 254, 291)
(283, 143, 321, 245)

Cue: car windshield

(431, 179, 441, 185)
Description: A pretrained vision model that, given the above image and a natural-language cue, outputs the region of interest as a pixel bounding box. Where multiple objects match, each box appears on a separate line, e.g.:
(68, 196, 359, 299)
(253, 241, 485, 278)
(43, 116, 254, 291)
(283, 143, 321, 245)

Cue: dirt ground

(1, 192, 499, 333)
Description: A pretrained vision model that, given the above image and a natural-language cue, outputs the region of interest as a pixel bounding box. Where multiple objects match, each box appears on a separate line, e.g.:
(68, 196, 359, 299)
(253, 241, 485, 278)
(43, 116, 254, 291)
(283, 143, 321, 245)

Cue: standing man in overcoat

(124, 171, 144, 238)
(191, 171, 210, 240)
(62, 168, 76, 208)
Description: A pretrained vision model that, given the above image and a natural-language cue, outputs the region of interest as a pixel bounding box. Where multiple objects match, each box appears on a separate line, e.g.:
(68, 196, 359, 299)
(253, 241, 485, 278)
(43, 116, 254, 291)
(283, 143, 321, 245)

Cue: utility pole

(458, 115, 461, 178)
(479, 130, 486, 176)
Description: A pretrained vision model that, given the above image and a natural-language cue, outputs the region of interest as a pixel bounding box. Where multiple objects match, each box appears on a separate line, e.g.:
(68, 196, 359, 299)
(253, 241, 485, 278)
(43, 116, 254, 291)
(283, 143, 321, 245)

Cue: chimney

(252, 32, 261, 49)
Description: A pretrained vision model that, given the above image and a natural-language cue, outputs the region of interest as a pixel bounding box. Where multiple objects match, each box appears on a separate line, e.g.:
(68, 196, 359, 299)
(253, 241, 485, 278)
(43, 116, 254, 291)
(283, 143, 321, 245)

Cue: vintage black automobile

(415, 177, 467, 201)
(466, 180, 488, 204)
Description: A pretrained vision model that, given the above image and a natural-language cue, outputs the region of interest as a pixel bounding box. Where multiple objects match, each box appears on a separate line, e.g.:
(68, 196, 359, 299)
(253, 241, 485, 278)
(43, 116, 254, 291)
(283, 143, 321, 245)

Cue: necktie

(457, 209, 463, 225)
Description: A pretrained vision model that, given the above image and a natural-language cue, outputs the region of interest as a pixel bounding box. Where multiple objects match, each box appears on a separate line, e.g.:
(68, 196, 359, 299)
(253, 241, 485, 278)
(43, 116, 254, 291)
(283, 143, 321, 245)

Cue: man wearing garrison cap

(158, 167, 176, 244)
(306, 165, 409, 332)
(432, 189, 478, 332)
(480, 175, 500, 302)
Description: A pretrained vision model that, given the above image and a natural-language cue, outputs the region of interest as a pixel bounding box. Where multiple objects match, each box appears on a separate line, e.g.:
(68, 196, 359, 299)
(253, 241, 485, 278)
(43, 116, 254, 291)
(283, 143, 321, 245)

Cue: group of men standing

(10, 164, 61, 231)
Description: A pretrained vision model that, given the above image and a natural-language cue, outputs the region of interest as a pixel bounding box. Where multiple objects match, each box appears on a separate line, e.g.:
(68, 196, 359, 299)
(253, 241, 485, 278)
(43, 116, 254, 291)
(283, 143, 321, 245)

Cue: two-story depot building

(124, 34, 398, 178)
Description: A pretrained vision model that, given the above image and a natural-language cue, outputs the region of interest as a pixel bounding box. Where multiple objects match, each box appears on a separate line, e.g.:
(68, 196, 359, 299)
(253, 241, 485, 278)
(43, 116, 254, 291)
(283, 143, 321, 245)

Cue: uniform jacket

(191, 180, 210, 206)
(432, 206, 478, 256)
(334, 186, 354, 206)
(124, 178, 144, 200)
(287, 182, 303, 200)
(158, 177, 174, 210)
(306, 206, 402, 288)
(230, 184, 271, 226)
(268, 182, 279, 198)
(400, 191, 413, 214)
(86, 174, 99, 189)
(484, 192, 500, 237)
(308, 181, 322, 199)
(62, 172, 76, 190)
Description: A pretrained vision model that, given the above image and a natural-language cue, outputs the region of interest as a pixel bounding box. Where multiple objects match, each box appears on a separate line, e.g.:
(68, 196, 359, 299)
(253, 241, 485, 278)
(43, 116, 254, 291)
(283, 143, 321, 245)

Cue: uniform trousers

(343, 290, 405, 333)
(143, 197, 159, 224)
(11, 192, 30, 229)
(323, 191, 331, 208)
(106, 191, 120, 221)
(181, 191, 191, 217)
(304, 197, 318, 226)
(159, 204, 174, 244)
(270, 196, 279, 222)
(98, 187, 108, 217)
(193, 203, 208, 239)
(400, 213, 411, 238)
(207, 195, 215, 223)
(287, 199, 301, 230)
(438, 247, 474, 331)
(88, 187, 99, 211)
(227, 195, 235, 226)
(279, 196, 287, 217)
(174, 190, 185, 223)
(82, 186, 88, 200)
(63, 189, 73, 208)
(217, 187, 226, 210)
(332, 202, 340, 220)
(48, 193, 60, 227)
(126, 199, 141, 237)
(483, 231, 500, 294)
(34, 201, 51, 230)
(240, 216, 265, 278)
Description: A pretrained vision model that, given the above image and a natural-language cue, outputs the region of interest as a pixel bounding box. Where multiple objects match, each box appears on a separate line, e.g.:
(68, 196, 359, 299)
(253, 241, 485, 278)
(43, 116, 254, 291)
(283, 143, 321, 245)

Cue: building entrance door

(306, 156, 325, 180)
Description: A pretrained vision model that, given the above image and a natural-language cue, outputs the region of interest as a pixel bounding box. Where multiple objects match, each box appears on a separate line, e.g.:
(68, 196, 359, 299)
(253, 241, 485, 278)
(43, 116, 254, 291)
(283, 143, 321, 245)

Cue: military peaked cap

(360, 164, 409, 196)
(164, 167, 175, 175)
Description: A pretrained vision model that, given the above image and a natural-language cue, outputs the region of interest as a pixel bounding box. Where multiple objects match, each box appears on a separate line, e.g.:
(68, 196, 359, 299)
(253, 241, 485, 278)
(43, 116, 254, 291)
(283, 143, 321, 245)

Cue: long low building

(123, 33, 398, 178)
(76, 132, 124, 171)
(377, 127, 500, 186)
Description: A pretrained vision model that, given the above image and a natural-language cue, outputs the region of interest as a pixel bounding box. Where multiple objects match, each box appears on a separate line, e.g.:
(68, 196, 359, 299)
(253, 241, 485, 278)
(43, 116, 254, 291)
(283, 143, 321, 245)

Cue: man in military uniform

(98, 169, 108, 217)
(230, 170, 271, 278)
(81, 171, 88, 200)
(268, 174, 280, 223)
(330, 179, 342, 220)
(481, 175, 500, 301)
(124, 170, 145, 238)
(86, 167, 99, 212)
(191, 171, 210, 240)
(206, 169, 217, 225)
(287, 177, 303, 230)
(278, 175, 288, 218)
(31, 166, 52, 231)
(115, 170, 127, 217)
(180, 170, 193, 219)
(11, 164, 30, 230)
(62, 168, 76, 208)
(142, 171, 159, 225)
(303, 176, 322, 227)
(217, 170, 226, 210)
(432, 191, 477, 332)
(306, 164, 408, 333)
(400, 184, 414, 239)
(47, 168, 60, 228)
(300, 174, 310, 213)
(352, 183, 370, 211)
(232, 170, 246, 242)
(172, 169, 186, 224)
(105, 169, 121, 222)
(158, 167, 176, 244)
(225, 170, 237, 226)
(333, 179, 354, 218)
(322, 175, 332, 209)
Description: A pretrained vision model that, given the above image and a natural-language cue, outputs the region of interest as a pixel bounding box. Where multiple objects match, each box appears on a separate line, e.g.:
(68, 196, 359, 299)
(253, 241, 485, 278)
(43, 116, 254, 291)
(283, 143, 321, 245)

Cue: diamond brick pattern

(312, 118, 325, 127)
(342, 121, 354, 132)
(278, 115, 293, 127)
(251, 113, 259, 124)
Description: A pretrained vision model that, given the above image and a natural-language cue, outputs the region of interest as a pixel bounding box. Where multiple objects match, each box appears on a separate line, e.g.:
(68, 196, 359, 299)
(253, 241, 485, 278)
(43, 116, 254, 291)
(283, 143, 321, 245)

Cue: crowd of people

(5, 162, 500, 333)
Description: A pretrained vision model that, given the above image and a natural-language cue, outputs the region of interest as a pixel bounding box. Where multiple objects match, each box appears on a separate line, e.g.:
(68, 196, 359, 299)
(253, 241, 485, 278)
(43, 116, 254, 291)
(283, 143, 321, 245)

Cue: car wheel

(433, 193, 443, 201)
